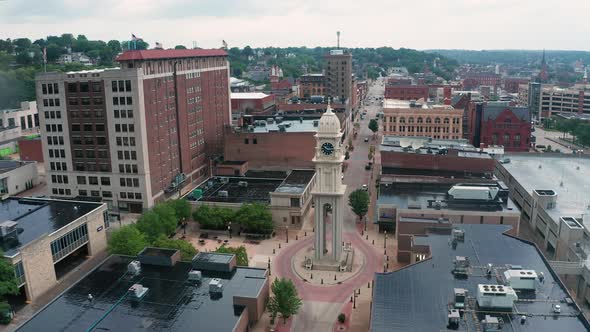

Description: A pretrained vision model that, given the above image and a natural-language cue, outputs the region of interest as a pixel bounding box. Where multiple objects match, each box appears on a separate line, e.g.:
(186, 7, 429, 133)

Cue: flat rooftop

(500, 154, 590, 223)
(250, 118, 320, 133)
(231, 92, 270, 99)
(0, 198, 103, 257)
(0, 160, 33, 174)
(380, 135, 488, 156)
(275, 170, 315, 194)
(377, 184, 518, 213)
(371, 224, 589, 332)
(194, 169, 315, 203)
(16, 255, 267, 332)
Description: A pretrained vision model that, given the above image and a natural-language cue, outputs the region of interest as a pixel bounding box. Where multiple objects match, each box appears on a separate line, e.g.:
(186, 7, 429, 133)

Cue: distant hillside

(427, 49, 590, 66)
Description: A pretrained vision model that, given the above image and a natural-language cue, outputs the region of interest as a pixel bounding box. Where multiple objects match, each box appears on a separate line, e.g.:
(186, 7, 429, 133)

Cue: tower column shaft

(314, 197, 323, 261)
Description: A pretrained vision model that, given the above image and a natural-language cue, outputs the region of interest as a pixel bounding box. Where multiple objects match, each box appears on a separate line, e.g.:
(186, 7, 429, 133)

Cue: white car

(362, 184, 368, 191)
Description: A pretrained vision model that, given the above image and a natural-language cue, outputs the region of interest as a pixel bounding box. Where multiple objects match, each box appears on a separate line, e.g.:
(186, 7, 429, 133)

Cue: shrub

(338, 313, 346, 323)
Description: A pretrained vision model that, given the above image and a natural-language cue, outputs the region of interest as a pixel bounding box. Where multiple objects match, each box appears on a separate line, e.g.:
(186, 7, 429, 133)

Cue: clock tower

(312, 102, 346, 263)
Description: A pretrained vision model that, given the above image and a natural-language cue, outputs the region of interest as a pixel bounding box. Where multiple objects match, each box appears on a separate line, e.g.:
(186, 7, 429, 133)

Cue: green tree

(348, 189, 370, 221)
(0, 253, 18, 324)
(136, 203, 177, 242)
(192, 205, 234, 230)
(45, 43, 65, 62)
(107, 40, 122, 54)
(168, 199, 192, 221)
(235, 203, 273, 234)
(152, 235, 198, 260)
(267, 278, 302, 324)
(215, 245, 248, 266)
(174, 45, 187, 49)
(107, 225, 148, 256)
(368, 119, 379, 136)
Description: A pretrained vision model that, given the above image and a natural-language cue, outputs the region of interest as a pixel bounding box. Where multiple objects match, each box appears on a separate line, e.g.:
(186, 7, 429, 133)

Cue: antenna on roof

(192, 41, 198, 49)
(337, 31, 341, 49)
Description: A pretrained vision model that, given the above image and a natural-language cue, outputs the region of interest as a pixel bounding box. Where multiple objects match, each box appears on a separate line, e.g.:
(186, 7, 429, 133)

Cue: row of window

(49, 162, 67, 171)
(114, 109, 134, 118)
(44, 111, 62, 119)
(72, 136, 107, 145)
(121, 192, 142, 200)
(71, 110, 104, 119)
(387, 117, 459, 124)
(119, 164, 139, 174)
(74, 163, 110, 172)
(112, 96, 133, 106)
(116, 136, 136, 146)
(72, 124, 106, 132)
(48, 149, 66, 159)
(69, 97, 103, 106)
(115, 123, 135, 133)
(51, 174, 69, 184)
(41, 83, 60, 95)
(51, 188, 72, 196)
(50, 223, 88, 262)
(186, 72, 202, 79)
(120, 177, 140, 188)
(47, 136, 64, 145)
(117, 150, 138, 160)
(190, 138, 205, 149)
(68, 82, 101, 94)
(112, 80, 132, 93)
(78, 189, 111, 198)
(43, 98, 61, 107)
(45, 124, 63, 132)
(73, 149, 109, 159)
(187, 96, 202, 104)
(186, 86, 202, 94)
(77, 176, 110, 186)
(244, 138, 258, 144)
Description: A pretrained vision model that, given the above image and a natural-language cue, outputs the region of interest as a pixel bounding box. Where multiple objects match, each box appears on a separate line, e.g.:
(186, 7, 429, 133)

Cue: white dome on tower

(318, 103, 341, 134)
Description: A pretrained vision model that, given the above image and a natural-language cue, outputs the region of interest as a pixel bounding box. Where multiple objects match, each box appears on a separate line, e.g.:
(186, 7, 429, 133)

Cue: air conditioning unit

(188, 270, 202, 282)
(0, 221, 18, 238)
(127, 260, 141, 276)
(209, 278, 223, 294)
(238, 181, 248, 187)
(218, 191, 228, 198)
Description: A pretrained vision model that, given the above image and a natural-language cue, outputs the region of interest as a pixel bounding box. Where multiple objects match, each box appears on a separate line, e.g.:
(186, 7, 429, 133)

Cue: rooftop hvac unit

(476, 284, 518, 310)
(481, 315, 503, 331)
(220, 178, 229, 184)
(278, 125, 286, 132)
(0, 221, 18, 238)
(447, 309, 460, 328)
(503, 270, 537, 290)
(128, 283, 149, 299)
(188, 270, 202, 282)
(454, 288, 467, 309)
(127, 260, 141, 276)
(238, 181, 248, 187)
(453, 256, 469, 275)
(247, 125, 254, 132)
(218, 191, 229, 198)
(452, 229, 465, 242)
(266, 118, 274, 124)
(275, 117, 283, 124)
(209, 278, 223, 293)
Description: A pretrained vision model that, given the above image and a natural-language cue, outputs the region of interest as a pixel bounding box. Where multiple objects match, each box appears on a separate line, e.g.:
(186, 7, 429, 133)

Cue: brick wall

(18, 138, 44, 162)
(381, 150, 494, 174)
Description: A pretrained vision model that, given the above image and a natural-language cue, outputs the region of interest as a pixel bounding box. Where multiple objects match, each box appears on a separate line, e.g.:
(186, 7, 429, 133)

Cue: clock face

(321, 142, 335, 155)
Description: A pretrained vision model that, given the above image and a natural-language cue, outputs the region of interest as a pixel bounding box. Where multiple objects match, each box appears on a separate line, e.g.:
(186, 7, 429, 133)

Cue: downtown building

(35, 49, 231, 212)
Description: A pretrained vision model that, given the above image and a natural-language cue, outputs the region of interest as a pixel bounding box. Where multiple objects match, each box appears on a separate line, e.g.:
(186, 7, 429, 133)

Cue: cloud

(1, 0, 590, 50)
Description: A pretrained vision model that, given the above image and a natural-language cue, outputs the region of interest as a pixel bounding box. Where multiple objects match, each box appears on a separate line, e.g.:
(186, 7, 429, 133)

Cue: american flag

(131, 34, 139, 41)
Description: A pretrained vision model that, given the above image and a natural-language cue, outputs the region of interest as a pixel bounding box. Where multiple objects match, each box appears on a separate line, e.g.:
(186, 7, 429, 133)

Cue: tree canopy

(234, 203, 274, 234)
(107, 225, 149, 256)
(348, 189, 370, 220)
(215, 245, 248, 266)
(192, 205, 235, 230)
(369, 119, 379, 134)
(152, 235, 197, 261)
(267, 278, 302, 324)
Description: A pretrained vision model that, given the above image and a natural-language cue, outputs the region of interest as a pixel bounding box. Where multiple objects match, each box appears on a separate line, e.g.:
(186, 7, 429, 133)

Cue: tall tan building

(382, 99, 463, 139)
(325, 50, 352, 104)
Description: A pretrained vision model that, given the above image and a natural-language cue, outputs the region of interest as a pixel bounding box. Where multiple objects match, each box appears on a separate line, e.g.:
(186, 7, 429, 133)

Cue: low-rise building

(0, 101, 40, 157)
(469, 102, 531, 152)
(231, 92, 276, 120)
(188, 170, 315, 229)
(0, 160, 39, 195)
(384, 85, 429, 101)
(530, 84, 590, 118)
(0, 198, 107, 305)
(299, 74, 326, 99)
(370, 224, 590, 331)
(382, 99, 463, 139)
(16, 251, 269, 332)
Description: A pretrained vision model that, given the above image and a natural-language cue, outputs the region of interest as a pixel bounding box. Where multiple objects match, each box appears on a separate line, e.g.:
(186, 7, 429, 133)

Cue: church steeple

(538, 49, 548, 83)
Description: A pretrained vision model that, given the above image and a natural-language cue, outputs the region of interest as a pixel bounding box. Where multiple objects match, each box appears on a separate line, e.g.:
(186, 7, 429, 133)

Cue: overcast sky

(1, 0, 590, 50)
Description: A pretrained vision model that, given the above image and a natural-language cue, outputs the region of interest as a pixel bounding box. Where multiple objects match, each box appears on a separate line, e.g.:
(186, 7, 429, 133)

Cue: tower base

(307, 247, 355, 272)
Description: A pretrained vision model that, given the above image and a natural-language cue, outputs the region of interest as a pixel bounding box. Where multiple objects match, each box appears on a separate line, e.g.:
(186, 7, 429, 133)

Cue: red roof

(116, 49, 227, 61)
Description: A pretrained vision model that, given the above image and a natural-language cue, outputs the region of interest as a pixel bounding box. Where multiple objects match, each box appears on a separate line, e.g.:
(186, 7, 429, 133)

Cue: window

(112, 81, 117, 92)
(119, 97, 126, 105)
(135, 193, 142, 199)
(115, 124, 121, 132)
(42, 84, 47, 94)
(443, 118, 450, 124)
(93, 97, 103, 105)
(79, 190, 88, 196)
(253, 138, 257, 144)
(84, 124, 92, 131)
(102, 191, 113, 198)
(503, 133, 510, 143)
(113, 97, 119, 105)
(92, 82, 102, 93)
(96, 137, 106, 145)
(68, 83, 77, 93)
(89, 176, 98, 185)
(118, 80, 124, 92)
(120, 178, 126, 186)
(81, 98, 90, 106)
(290, 198, 300, 207)
(120, 192, 127, 199)
(95, 124, 105, 132)
(435, 118, 441, 124)
(101, 177, 111, 186)
(74, 150, 83, 158)
(244, 138, 249, 144)
(126, 97, 132, 105)
(69, 98, 78, 106)
(86, 150, 95, 159)
(133, 178, 139, 187)
(127, 109, 134, 118)
(129, 124, 134, 132)
(91, 191, 100, 197)
(116, 137, 122, 146)
(125, 80, 132, 92)
(114, 110, 119, 118)
(80, 82, 90, 93)
(131, 151, 137, 160)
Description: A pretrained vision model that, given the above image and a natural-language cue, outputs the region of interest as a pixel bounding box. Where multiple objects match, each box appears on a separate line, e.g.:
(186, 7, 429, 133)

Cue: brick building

(299, 74, 326, 98)
(325, 50, 352, 104)
(462, 73, 501, 90)
(384, 85, 429, 101)
(386, 77, 412, 86)
(35, 49, 231, 212)
(469, 102, 531, 152)
(231, 92, 275, 117)
(382, 100, 463, 139)
(503, 77, 530, 93)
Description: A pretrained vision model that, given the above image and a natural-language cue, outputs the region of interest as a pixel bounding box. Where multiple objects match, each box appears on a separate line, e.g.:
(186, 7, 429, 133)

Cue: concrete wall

(3, 162, 39, 195)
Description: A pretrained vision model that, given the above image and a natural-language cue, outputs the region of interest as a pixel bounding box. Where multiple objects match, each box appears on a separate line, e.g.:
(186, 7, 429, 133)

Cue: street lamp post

(286, 225, 289, 243)
(228, 222, 232, 239)
(384, 230, 387, 249)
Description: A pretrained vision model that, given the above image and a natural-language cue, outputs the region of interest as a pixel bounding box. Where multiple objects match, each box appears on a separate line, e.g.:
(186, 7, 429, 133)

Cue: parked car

(362, 184, 368, 191)
(364, 137, 369, 142)
(536, 144, 546, 149)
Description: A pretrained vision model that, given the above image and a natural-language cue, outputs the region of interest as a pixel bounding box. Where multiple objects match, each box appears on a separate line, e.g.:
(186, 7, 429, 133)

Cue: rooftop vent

(127, 260, 141, 276)
(188, 270, 202, 282)
(128, 283, 149, 299)
(218, 190, 228, 198)
(238, 181, 248, 188)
